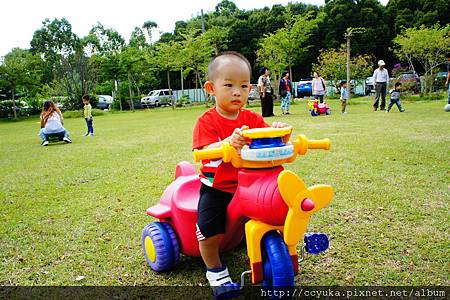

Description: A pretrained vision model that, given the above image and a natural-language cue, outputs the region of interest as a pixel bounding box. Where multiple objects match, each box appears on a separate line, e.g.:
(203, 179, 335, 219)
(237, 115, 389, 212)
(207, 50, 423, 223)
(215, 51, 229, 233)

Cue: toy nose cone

(301, 198, 315, 211)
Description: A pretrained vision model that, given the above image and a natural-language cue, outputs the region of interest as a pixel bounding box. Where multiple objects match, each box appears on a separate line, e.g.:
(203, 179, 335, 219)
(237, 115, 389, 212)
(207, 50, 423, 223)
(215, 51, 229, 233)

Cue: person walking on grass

(340, 81, 348, 114)
(372, 60, 389, 111)
(82, 95, 94, 136)
(279, 71, 293, 114)
(193, 51, 291, 298)
(386, 82, 405, 113)
(39, 100, 72, 146)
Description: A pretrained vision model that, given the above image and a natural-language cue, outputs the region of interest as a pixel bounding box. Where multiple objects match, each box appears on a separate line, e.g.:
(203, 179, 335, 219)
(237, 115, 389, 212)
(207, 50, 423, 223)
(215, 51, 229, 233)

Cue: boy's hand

(271, 122, 291, 144)
(228, 125, 250, 151)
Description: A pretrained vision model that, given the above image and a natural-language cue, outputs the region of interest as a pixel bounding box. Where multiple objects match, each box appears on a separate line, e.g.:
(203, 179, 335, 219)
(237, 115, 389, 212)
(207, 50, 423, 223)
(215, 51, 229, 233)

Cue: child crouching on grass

(192, 51, 291, 298)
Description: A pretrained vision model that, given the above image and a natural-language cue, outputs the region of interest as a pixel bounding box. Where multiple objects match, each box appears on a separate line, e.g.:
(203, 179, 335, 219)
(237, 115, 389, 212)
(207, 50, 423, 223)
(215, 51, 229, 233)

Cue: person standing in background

(279, 71, 292, 115)
(257, 67, 274, 117)
(311, 71, 326, 103)
(372, 60, 389, 111)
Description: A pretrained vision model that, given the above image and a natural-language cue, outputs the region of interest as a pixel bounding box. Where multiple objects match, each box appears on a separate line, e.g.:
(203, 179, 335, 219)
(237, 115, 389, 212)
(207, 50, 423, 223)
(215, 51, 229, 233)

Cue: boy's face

(204, 57, 251, 118)
(343, 83, 347, 88)
(82, 99, 88, 104)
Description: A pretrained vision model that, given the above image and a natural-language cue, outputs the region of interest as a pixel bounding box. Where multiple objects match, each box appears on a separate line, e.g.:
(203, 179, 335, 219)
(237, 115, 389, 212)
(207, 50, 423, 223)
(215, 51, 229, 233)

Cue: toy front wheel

(262, 231, 294, 294)
(142, 222, 180, 272)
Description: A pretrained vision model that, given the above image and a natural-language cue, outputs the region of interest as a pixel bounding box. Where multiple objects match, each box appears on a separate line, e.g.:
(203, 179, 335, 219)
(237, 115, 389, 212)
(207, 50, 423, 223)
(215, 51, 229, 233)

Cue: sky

(0, 0, 389, 57)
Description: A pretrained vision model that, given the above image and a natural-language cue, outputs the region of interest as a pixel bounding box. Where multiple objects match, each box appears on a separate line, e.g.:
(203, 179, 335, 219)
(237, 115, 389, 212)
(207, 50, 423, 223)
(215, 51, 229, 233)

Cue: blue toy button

(250, 137, 285, 149)
(304, 232, 329, 254)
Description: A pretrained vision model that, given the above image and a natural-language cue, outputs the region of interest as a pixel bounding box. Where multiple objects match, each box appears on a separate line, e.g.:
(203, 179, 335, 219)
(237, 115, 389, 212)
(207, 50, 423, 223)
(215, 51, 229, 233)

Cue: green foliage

(313, 46, 373, 90)
(63, 108, 105, 119)
(257, 11, 324, 81)
(83, 23, 125, 55)
(393, 24, 450, 93)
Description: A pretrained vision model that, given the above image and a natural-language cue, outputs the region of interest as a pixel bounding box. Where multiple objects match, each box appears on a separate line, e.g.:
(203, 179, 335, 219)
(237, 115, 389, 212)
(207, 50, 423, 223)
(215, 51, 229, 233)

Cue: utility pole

(344, 29, 352, 102)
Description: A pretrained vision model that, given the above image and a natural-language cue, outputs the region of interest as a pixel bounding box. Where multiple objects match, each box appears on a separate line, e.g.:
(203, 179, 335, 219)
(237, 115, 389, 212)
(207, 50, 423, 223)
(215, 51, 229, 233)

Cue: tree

(0, 48, 42, 118)
(129, 27, 147, 49)
(313, 46, 372, 92)
(256, 12, 323, 82)
(393, 25, 450, 93)
(57, 52, 97, 110)
(83, 23, 125, 55)
(30, 18, 81, 83)
(143, 21, 158, 45)
(203, 26, 230, 55)
(180, 30, 214, 101)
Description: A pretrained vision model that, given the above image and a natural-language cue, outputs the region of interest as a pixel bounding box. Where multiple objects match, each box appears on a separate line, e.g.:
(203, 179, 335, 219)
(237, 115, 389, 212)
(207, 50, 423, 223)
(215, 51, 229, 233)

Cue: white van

(141, 89, 174, 107)
(97, 95, 114, 109)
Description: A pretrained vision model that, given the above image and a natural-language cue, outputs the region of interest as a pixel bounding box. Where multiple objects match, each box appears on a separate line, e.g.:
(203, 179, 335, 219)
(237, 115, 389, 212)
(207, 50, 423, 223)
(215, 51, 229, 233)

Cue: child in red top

(192, 51, 290, 295)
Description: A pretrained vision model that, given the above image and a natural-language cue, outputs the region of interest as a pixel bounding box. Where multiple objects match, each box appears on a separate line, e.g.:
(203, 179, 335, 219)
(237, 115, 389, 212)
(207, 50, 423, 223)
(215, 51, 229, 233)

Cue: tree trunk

(12, 86, 17, 119)
(128, 72, 134, 111)
(289, 65, 293, 82)
(180, 68, 184, 96)
(197, 71, 208, 106)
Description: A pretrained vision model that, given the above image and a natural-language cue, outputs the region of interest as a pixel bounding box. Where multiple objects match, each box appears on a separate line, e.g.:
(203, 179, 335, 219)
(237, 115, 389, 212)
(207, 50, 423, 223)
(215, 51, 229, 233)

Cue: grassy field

(0, 98, 449, 287)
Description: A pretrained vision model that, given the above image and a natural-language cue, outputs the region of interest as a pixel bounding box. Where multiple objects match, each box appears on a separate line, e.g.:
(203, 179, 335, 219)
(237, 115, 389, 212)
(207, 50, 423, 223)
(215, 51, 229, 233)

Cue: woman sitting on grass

(39, 100, 72, 146)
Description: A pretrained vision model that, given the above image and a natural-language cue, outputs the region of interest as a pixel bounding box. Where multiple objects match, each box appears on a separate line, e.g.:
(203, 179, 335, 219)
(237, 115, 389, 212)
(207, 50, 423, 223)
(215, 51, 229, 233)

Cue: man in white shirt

(372, 60, 389, 111)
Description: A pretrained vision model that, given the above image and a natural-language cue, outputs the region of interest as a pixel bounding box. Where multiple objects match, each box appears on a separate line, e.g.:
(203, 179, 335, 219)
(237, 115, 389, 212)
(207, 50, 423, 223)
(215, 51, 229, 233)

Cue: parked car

(141, 89, 174, 107)
(396, 71, 420, 93)
(365, 77, 375, 95)
(97, 95, 113, 109)
(297, 78, 313, 98)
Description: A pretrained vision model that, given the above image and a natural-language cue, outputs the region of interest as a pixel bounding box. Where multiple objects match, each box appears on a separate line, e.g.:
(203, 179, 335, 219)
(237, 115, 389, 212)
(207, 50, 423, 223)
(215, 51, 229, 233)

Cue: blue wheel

(142, 222, 180, 272)
(262, 231, 294, 296)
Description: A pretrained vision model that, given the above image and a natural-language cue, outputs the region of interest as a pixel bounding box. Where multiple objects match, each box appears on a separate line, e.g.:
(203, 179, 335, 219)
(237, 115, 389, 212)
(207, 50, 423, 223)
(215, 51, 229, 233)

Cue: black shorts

(196, 184, 234, 241)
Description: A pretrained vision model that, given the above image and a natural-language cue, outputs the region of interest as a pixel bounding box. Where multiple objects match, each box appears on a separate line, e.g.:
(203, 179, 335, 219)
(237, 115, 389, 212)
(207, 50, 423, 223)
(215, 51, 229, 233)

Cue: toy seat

(45, 131, 65, 142)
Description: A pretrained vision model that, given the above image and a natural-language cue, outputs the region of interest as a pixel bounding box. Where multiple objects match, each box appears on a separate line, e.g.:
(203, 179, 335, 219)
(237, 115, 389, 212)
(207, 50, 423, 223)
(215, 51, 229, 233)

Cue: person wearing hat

(372, 60, 389, 111)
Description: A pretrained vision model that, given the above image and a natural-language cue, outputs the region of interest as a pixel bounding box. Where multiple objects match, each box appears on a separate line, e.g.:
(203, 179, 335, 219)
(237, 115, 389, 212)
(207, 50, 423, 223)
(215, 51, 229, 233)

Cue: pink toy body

(146, 163, 288, 256)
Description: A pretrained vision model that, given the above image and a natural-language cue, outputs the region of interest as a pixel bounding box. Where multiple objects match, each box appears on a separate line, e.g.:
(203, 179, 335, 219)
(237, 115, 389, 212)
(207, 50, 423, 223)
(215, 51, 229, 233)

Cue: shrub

(0, 100, 30, 118)
(176, 95, 192, 107)
(63, 109, 105, 119)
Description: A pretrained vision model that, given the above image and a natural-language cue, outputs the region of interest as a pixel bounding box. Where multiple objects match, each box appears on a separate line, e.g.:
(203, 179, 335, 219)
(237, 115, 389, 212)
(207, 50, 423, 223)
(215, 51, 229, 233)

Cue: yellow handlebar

(193, 147, 224, 162)
(294, 134, 331, 156)
(193, 133, 331, 168)
(308, 139, 331, 150)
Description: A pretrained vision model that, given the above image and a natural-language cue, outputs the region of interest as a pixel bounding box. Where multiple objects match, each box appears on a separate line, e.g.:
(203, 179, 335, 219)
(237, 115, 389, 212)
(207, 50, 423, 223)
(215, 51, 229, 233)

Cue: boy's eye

(224, 84, 232, 87)
(241, 85, 249, 89)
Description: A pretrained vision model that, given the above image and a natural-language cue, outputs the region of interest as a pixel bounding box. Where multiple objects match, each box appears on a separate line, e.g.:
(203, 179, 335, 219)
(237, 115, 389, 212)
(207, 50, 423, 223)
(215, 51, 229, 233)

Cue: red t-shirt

(192, 108, 268, 193)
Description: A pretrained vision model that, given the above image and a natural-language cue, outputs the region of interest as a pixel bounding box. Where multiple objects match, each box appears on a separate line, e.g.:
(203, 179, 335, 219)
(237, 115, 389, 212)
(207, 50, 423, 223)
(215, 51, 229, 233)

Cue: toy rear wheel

(142, 221, 180, 272)
(262, 231, 294, 295)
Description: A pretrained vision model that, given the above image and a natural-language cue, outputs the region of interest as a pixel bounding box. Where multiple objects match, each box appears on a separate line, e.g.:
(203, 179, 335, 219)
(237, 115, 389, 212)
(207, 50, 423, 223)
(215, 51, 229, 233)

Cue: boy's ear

(204, 81, 215, 95)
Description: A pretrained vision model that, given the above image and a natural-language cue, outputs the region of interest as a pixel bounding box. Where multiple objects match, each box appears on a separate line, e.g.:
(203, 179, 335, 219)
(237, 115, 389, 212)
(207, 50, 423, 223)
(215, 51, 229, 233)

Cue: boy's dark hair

(340, 80, 347, 86)
(395, 82, 402, 87)
(82, 95, 90, 101)
(207, 51, 251, 81)
(446, 52, 450, 59)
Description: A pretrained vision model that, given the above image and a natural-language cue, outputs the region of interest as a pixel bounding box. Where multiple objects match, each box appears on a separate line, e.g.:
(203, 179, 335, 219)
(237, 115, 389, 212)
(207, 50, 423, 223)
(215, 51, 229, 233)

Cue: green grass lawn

(0, 98, 449, 286)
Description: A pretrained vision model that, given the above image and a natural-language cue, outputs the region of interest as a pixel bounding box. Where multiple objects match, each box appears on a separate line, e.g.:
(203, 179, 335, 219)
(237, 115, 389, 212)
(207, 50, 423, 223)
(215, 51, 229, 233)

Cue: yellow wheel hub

(144, 236, 156, 262)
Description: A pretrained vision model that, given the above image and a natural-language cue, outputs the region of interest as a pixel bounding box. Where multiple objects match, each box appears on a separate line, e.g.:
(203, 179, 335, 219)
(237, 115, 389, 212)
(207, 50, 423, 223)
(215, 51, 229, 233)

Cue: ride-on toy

(142, 127, 333, 298)
(308, 99, 331, 116)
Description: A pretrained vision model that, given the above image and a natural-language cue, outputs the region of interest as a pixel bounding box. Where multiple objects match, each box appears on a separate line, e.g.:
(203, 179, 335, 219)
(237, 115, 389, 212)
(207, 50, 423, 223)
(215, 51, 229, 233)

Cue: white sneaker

(89, 133, 94, 136)
(63, 137, 72, 143)
(42, 141, 49, 146)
